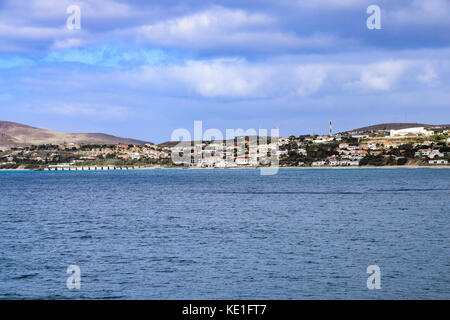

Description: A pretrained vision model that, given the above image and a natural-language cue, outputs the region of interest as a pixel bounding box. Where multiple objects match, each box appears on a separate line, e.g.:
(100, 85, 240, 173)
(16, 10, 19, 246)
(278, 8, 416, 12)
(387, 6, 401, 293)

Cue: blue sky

(0, 0, 449, 142)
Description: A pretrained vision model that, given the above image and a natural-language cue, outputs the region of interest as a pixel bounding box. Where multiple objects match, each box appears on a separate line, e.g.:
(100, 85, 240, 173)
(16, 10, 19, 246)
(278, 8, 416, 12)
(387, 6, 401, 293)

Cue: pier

(45, 165, 136, 171)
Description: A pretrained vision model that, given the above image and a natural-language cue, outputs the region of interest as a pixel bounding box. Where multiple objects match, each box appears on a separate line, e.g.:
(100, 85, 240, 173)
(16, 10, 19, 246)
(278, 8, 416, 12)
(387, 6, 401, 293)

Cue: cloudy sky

(0, 0, 449, 142)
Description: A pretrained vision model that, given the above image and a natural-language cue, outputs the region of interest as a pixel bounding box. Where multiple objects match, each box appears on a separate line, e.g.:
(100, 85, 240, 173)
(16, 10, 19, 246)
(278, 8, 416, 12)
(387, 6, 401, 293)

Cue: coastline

(1, 165, 449, 172)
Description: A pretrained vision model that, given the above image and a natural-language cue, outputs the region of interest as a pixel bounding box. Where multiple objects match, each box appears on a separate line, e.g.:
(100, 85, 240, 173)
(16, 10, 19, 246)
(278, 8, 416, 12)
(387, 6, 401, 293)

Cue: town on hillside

(0, 125, 449, 170)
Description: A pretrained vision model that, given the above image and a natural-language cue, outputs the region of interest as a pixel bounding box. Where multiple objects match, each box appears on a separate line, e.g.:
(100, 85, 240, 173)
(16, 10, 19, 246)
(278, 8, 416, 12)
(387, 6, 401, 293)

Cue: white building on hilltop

(389, 127, 433, 137)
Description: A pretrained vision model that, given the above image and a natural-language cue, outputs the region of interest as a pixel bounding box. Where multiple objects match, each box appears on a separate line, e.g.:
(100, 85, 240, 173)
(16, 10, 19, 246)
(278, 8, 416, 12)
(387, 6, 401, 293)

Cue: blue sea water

(0, 168, 449, 299)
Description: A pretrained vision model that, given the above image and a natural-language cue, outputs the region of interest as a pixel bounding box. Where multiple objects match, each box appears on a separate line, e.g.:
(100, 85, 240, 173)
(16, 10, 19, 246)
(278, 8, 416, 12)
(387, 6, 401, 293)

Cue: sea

(0, 168, 449, 299)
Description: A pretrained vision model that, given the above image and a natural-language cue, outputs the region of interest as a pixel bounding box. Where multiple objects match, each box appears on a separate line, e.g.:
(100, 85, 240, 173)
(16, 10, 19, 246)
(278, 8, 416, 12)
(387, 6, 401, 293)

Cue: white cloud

(50, 104, 127, 118)
(417, 66, 439, 86)
(390, 0, 450, 26)
(0, 0, 136, 22)
(137, 6, 272, 40)
(349, 60, 410, 91)
(52, 38, 86, 49)
(296, 0, 370, 9)
(134, 6, 270, 48)
(0, 2, 342, 54)
(129, 59, 328, 98)
(0, 0, 448, 56)
(295, 66, 327, 96)
(0, 24, 64, 40)
(182, 60, 270, 97)
(8, 50, 448, 100)
(0, 0, 139, 53)
(132, 6, 339, 51)
(119, 57, 448, 98)
(136, 59, 268, 98)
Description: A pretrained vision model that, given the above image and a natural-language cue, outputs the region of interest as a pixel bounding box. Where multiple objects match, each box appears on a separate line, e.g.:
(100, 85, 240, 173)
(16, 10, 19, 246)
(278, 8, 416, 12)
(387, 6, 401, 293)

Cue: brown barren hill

(346, 123, 450, 133)
(0, 121, 152, 149)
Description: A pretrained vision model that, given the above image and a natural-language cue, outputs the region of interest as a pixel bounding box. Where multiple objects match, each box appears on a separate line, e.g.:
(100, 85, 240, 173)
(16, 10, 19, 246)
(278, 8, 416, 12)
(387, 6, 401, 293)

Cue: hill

(346, 123, 450, 133)
(0, 121, 152, 149)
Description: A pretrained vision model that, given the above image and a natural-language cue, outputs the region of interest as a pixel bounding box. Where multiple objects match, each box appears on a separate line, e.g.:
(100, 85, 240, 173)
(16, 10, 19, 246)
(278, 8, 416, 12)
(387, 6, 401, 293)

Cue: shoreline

(1, 165, 449, 172)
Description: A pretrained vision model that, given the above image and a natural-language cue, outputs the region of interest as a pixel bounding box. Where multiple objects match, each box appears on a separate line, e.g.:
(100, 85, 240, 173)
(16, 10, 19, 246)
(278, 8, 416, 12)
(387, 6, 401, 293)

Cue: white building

(428, 150, 445, 159)
(428, 159, 448, 165)
(351, 134, 369, 139)
(389, 127, 433, 137)
(258, 145, 269, 153)
(201, 155, 221, 167)
(214, 161, 229, 168)
(328, 159, 339, 166)
(128, 153, 142, 160)
(235, 157, 249, 165)
(367, 143, 378, 150)
(313, 136, 333, 144)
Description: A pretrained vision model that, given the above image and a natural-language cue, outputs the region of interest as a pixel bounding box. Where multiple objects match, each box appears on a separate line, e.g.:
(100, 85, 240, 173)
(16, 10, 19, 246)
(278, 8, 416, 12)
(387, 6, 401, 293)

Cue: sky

(0, 0, 449, 143)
